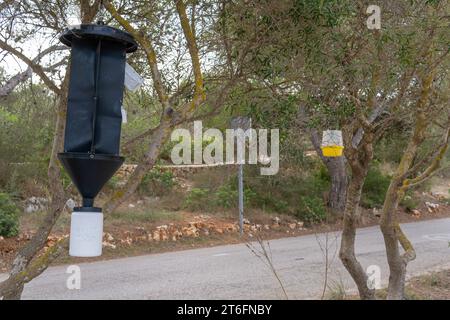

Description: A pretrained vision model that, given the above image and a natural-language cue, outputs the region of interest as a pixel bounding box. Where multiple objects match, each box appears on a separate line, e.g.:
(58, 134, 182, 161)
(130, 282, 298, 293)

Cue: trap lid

(60, 24, 138, 53)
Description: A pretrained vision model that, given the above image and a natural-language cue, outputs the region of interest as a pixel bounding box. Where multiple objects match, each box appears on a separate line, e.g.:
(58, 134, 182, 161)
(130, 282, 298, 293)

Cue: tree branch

(103, 0, 170, 109)
(0, 238, 68, 299)
(175, 0, 205, 108)
(402, 117, 450, 189)
(0, 45, 67, 98)
(0, 40, 62, 94)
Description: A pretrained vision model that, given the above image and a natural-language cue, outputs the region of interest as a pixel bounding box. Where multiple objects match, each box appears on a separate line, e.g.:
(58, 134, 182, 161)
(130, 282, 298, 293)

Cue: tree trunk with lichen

(380, 61, 450, 299)
(338, 121, 376, 300)
(380, 179, 413, 300)
(339, 161, 375, 300)
(0, 76, 69, 299)
(0, 238, 68, 299)
(380, 134, 423, 300)
(103, 113, 175, 214)
(325, 157, 347, 215)
(310, 130, 347, 216)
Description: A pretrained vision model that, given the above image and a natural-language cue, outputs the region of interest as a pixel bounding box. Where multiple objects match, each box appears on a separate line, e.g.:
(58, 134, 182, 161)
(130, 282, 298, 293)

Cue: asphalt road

(15, 217, 450, 299)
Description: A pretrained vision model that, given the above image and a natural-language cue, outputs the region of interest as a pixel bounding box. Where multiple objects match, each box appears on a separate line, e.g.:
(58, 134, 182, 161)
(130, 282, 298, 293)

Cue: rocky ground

(404, 269, 450, 300)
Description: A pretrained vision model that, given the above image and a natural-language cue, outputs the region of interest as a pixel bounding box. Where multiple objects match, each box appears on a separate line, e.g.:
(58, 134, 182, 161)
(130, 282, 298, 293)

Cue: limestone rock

(65, 198, 76, 211)
(103, 241, 116, 249)
(372, 208, 381, 217)
(272, 216, 281, 225)
(24, 197, 49, 214)
(425, 202, 439, 213)
(412, 209, 421, 217)
(152, 230, 160, 241)
(183, 225, 199, 237)
(120, 237, 133, 245)
(103, 232, 114, 242)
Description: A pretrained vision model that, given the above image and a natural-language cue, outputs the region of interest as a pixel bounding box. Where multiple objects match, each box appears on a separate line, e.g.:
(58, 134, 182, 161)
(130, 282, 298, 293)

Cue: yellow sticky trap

(321, 145, 344, 157)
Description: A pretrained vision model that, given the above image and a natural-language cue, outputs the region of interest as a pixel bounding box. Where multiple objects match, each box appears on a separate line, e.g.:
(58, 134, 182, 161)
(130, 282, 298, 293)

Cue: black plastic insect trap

(58, 23, 137, 257)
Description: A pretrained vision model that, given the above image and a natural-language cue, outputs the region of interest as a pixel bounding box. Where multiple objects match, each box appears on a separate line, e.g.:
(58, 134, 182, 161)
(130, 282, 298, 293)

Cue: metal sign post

(230, 117, 251, 237)
(237, 163, 244, 236)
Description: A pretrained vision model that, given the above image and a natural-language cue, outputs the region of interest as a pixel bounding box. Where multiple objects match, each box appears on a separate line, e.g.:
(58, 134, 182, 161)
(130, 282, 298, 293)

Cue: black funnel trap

(58, 153, 124, 207)
(58, 23, 138, 257)
(58, 23, 137, 209)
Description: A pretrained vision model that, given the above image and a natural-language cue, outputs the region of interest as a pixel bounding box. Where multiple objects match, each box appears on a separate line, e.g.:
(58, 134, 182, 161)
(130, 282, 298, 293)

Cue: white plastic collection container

(69, 210, 104, 257)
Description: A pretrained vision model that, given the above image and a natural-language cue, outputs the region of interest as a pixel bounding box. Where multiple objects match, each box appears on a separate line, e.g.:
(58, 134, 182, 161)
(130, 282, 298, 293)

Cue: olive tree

(0, 0, 242, 299)
(220, 0, 449, 299)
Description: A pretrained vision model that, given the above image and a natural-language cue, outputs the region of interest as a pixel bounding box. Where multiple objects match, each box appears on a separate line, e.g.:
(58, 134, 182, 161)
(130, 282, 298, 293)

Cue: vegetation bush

(214, 184, 238, 208)
(0, 84, 54, 197)
(0, 192, 20, 237)
(236, 162, 329, 215)
(139, 168, 175, 196)
(254, 195, 290, 213)
(182, 162, 331, 216)
(106, 175, 121, 190)
(184, 184, 259, 211)
(184, 187, 211, 211)
(361, 165, 391, 208)
(295, 195, 327, 224)
(375, 128, 410, 164)
(248, 185, 290, 213)
(214, 184, 257, 209)
(400, 193, 420, 212)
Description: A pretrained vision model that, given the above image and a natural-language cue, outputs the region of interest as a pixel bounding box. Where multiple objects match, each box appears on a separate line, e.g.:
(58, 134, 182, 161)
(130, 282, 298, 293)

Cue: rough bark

(380, 181, 412, 300)
(80, 0, 101, 24)
(380, 67, 448, 299)
(310, 129, 347, 215)
(103, 116, 174, 214)
(0, 68, 32, 98)
(326, 158, 347, 215)
(0, 75, 69, 300)
(339, 157, 375, 300)
(337, 50, 378, 296)
(0, 238, 69, 299)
